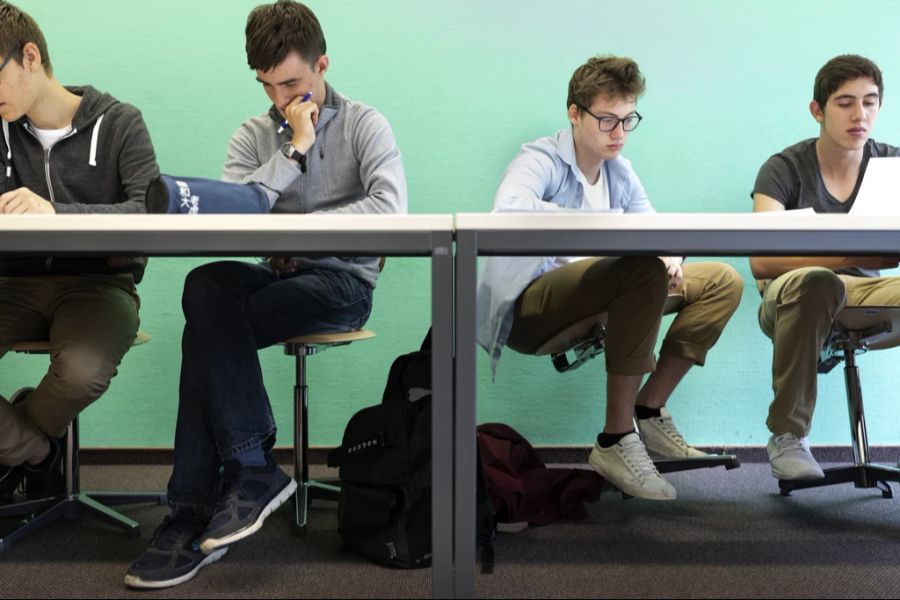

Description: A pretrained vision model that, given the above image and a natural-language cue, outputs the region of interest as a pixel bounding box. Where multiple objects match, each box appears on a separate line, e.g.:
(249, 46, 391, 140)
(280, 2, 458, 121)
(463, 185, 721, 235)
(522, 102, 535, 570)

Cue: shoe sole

(200, 478, 297, 554)
(124, 547, 228, 589)
(589, 451, 676, 501)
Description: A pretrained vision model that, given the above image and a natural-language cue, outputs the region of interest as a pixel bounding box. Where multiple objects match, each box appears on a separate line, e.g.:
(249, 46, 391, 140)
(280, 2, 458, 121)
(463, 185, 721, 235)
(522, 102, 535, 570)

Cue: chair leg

(289, 345, 342, 536)
(654, 454, 741, 474)
(630, 417, 741, 474)
(293, 348, 310, 536)
(0, 417, 164, 553)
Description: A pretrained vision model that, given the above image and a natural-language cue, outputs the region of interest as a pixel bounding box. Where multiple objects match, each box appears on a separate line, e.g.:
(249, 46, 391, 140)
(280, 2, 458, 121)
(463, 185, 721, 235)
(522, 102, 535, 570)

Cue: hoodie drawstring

(88, 115, 104, 167)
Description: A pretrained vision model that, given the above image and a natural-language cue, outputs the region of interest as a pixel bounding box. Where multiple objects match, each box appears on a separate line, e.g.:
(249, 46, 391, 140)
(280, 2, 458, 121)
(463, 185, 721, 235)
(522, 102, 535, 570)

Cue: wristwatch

(280, 142, 307, 173)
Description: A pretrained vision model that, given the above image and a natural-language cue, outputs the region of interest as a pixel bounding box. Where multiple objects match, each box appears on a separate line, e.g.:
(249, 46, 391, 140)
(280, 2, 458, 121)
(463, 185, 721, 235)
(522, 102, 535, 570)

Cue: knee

(617, 256, 669, 294)
(49, 346, 119, 405)
(712, 263, 745, 307)
(787, 268, 845, 309)
(182, 262, 239, 318)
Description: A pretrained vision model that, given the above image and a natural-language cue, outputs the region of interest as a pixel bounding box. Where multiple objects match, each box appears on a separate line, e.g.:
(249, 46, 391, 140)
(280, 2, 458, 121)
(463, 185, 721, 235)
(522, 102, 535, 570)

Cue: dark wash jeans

(167, 261, 373, 514)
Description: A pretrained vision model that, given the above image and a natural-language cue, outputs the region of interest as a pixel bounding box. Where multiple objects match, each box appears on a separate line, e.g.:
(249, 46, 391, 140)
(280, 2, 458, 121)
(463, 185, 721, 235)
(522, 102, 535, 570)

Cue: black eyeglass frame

(576, 104, 643, 132)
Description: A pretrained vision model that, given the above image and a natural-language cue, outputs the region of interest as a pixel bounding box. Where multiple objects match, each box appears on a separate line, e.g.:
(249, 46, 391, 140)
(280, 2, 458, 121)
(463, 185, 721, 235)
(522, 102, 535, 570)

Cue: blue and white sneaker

(125, 512, 227, 589)
(200, 455, 296, 554)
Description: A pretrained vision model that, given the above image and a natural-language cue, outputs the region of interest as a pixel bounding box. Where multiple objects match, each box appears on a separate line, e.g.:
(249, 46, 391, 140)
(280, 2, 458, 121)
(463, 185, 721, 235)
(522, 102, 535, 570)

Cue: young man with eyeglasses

(478, 55, 742, 500)
(126, 0, 407, 589)
(751, 54, 900, 481)
(0, 2, 157, 503)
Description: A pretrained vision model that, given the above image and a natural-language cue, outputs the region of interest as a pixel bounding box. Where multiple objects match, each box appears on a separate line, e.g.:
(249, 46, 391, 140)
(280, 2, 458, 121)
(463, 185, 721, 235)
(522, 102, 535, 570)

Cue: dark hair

(567, 55, 645, 110)
(814, 54, 883, 109)
(0, 2, 52, 75)
(245, 0, 326, 72)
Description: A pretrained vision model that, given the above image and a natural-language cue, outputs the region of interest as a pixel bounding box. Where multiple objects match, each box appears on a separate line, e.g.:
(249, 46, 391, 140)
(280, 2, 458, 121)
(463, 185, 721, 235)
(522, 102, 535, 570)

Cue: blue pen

(277, 91, 313, 135)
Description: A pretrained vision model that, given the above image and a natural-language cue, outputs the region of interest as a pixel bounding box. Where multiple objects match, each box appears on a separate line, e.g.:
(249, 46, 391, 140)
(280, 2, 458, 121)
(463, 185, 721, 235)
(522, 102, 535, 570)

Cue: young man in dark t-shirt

(750, 54, 900, 481)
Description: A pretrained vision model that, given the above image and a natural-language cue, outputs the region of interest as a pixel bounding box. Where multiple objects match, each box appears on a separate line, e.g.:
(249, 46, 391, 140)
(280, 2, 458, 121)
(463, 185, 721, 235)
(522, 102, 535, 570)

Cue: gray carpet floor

(2, 461, 900, 598)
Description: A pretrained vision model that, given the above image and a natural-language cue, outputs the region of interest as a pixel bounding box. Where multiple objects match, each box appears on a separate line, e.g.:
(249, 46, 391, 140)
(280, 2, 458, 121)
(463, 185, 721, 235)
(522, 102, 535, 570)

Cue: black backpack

(328, 331, 495, 570)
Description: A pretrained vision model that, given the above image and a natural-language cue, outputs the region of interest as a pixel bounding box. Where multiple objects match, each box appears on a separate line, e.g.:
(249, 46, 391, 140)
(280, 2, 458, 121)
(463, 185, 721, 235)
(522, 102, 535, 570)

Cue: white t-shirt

(553, 166, 610, 267)
(31, 124, 73, 150)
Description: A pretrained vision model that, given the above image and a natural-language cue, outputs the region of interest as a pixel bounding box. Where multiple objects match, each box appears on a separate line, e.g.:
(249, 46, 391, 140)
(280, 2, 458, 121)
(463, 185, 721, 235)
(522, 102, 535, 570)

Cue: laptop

(851, 156, 900, 215)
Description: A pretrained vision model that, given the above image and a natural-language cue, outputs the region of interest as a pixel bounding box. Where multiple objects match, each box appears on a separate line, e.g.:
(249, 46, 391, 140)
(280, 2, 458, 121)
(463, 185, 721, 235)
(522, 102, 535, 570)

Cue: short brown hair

(0, 2, 52, 75)
(567, 55, 645, 110)
(245, 0, 326, 72)
(814, 54, 883, 109)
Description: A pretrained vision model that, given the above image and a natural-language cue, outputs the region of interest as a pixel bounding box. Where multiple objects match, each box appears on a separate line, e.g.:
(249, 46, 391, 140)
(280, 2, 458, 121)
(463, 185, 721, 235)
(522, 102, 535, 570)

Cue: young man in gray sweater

(0, 2, 158, 503)
(127, 1, 407, 589)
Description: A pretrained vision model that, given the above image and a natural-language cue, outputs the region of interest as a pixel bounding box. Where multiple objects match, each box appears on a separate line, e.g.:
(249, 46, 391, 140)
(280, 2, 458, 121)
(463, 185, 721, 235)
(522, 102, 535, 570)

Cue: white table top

(454, 212, 900, 255)
(0, 213, 454, 256)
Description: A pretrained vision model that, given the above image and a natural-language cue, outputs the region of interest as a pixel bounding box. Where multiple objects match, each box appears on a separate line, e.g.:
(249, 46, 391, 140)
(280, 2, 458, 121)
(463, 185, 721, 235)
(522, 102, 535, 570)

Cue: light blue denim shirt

(476, 128, 655, 377)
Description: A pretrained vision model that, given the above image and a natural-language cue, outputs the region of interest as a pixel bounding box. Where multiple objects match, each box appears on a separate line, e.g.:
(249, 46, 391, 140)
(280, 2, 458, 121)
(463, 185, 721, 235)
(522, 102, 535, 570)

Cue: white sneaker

(637, 407, 708, 459)
(588, 433, 676, 500)
(767, 433, 825, 480)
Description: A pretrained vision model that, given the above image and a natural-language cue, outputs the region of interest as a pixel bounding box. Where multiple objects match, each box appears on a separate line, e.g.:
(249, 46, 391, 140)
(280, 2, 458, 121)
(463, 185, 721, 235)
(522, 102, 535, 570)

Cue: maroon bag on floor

(477, 423, 603, 526)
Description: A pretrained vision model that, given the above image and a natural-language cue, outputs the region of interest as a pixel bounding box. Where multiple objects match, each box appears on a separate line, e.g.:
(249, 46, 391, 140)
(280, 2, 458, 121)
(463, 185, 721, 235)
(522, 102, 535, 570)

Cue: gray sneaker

(589, 433, 676, 500)
(767, 433, 825, 480)
(637, 407, 708, 459)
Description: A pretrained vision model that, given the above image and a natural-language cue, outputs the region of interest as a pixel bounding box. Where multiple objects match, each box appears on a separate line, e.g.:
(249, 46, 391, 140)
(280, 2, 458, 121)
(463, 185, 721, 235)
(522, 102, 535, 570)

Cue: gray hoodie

(0, 85, 160, 282)
(222, 83, 407, 287)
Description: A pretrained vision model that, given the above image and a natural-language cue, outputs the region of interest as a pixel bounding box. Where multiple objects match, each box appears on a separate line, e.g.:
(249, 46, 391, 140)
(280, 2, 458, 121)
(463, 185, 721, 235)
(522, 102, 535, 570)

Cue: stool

(0, 331, 166, 553)
(780, 306, 900, 497)
(530, 295, 739, 477)
(283, 329, 375, 534)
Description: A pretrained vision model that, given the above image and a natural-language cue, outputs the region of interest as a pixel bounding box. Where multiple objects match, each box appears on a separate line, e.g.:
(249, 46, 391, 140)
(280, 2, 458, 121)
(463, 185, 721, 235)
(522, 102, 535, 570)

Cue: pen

(277, 91, 313, 135)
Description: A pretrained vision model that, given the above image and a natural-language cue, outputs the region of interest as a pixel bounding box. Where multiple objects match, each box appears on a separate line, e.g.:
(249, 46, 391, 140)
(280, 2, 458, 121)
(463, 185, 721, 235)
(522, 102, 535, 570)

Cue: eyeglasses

(577, 104, 643, 132)
(0, 53, 12, 74)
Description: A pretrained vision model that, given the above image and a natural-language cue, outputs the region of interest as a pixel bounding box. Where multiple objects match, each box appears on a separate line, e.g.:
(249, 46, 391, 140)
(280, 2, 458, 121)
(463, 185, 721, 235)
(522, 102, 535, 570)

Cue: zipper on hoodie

(23, 123, 78, 205)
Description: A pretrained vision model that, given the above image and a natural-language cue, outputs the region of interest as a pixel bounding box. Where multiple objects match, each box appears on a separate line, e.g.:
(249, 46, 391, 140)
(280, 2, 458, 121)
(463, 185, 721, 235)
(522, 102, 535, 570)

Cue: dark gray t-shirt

(753, 137, 900, 277)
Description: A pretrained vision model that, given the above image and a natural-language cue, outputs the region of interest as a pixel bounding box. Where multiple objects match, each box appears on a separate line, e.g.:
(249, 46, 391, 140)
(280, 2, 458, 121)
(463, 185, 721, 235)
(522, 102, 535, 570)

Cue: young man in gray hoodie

(0, 2, 158, 503)
(127, 1, 407, 589)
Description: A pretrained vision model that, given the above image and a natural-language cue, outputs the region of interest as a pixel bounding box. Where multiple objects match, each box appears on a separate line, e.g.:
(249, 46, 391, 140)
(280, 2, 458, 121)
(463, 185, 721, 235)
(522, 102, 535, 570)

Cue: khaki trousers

(759, 268, 900, 438)
(0, 274, 139, 466)
(508, 258, 743, 375)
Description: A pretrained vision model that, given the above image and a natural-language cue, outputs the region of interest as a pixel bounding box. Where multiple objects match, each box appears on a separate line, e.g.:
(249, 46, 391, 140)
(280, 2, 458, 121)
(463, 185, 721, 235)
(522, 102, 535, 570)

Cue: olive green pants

(508, 258, 743, 375)
(759, 268, 900, 438)
(0, 274, 139, 466)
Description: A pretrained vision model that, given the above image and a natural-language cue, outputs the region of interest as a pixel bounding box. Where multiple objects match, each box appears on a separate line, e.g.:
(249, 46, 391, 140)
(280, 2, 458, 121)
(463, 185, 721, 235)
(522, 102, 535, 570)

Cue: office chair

(780, 305, 900, 497)
(522, 294, 739, 476)
(283, 329, 376, 535)
(0, 331, 166, 553)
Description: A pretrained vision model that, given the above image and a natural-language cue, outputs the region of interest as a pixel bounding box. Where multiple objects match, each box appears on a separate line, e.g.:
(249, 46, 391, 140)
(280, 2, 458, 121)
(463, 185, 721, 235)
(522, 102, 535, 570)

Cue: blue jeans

(167, 261, 373, 514)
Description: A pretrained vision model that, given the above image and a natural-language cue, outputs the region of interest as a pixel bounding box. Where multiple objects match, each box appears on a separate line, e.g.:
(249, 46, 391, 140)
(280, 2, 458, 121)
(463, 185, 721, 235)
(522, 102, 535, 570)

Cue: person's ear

(809, 99, 824, 124)
(568, 103, 580, 127)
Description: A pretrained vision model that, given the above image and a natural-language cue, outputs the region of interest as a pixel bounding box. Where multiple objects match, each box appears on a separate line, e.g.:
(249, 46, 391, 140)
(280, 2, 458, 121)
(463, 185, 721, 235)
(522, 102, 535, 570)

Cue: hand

(0, 187, 55, 214)
(285, 95, 319, 156)
(268, 256, 298, 274)
(659, 256, 684, 290)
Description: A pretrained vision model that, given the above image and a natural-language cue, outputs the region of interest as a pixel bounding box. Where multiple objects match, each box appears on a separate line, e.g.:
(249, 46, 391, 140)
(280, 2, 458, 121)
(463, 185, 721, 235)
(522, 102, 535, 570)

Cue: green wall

(3, 0, 899, 449)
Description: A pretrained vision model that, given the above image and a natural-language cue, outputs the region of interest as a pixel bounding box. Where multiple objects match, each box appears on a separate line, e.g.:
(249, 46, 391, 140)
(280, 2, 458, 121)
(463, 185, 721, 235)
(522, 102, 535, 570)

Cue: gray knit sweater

(222, 83, 407, 288)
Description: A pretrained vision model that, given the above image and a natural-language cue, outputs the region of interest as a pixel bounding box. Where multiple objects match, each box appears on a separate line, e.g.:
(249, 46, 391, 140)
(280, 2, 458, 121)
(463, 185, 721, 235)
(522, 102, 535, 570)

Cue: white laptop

(851, 156, 900, 215)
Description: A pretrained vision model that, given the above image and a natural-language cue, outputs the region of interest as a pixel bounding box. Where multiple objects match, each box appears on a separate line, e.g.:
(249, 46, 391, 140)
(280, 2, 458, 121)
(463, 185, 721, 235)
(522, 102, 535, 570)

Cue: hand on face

(0, 187, 55, 214)
(285, 95, 319, 155)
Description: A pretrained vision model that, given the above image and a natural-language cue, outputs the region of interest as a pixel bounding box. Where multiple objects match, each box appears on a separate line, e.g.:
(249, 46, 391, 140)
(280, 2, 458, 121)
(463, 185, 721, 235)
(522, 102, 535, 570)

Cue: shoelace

(618, 437, 661, 480)
(772, 434, 808, 455)
(654, 415, 692, 450)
